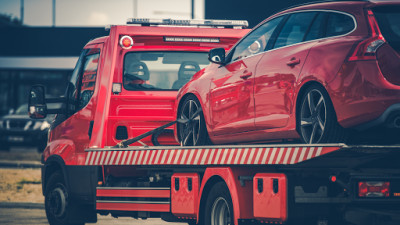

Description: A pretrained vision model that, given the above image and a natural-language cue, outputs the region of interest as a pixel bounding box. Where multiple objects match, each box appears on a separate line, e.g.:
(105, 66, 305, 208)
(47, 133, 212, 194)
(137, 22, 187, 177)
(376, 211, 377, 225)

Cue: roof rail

(126, 18, 249, 29)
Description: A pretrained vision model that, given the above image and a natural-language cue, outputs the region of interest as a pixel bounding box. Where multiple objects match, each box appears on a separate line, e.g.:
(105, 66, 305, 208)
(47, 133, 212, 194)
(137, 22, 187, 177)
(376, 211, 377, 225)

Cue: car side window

(273, 12, 317, 49)
(326, 12, 355, 37)
(230, 16, 284, 62)
(304, 12, 327, 41)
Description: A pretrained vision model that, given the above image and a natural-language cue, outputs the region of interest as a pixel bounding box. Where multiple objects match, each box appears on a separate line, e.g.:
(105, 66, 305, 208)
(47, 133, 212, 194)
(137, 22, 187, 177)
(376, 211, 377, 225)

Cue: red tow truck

(29, 19, 400, 225)
(28, 18, 249, 225)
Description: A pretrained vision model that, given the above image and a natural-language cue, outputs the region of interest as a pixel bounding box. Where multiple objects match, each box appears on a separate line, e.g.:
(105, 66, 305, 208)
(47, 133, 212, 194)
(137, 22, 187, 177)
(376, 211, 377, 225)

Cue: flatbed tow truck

(28, 19, 400, 225)
(84, 141, 400, 225)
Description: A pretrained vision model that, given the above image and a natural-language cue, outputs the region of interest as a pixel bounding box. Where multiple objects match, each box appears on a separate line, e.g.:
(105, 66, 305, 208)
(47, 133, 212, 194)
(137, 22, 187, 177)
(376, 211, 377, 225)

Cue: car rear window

(123, 52, 209, 91)
(373, 6, 400, 52)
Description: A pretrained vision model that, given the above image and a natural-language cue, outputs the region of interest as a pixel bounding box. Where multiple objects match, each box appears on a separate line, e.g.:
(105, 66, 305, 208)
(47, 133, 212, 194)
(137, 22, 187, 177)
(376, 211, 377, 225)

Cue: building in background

(0, 26, 108, 115)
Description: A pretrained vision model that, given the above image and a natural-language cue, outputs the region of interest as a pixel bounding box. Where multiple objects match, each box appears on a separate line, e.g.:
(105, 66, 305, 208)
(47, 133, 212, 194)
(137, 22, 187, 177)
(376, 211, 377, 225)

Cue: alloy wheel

(300, 89, 327, 144)
(179, 99, 202, 146)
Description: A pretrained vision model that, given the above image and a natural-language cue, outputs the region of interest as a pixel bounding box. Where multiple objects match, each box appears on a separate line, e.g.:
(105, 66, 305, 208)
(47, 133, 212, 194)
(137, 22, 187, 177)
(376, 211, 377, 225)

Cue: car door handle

(286, 58, 301, 67)
(240, 71, 252, 79)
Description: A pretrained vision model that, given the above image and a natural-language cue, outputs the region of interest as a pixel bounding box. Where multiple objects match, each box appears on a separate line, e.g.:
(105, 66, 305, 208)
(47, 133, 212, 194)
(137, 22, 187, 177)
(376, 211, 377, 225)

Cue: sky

(0, 0, 205, 27)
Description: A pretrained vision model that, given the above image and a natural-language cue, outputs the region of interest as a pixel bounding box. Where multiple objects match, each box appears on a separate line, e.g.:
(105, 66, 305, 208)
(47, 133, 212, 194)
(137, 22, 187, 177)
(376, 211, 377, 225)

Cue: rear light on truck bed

(358, 181, 390, 197)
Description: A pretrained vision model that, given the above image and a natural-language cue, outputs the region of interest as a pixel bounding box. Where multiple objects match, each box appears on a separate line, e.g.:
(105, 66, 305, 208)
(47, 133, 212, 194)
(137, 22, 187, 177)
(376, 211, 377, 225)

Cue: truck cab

(28, 18, 249, 225)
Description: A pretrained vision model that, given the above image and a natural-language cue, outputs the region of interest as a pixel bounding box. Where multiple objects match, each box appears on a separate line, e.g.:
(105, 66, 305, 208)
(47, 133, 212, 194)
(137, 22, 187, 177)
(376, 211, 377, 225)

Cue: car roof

(276, 0, 399, 16)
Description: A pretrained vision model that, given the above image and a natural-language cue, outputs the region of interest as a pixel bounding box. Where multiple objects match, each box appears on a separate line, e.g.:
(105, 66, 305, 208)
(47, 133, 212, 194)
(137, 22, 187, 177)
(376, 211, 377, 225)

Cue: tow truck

(28, 18, 249, 225)
(29, 19, 400, 225)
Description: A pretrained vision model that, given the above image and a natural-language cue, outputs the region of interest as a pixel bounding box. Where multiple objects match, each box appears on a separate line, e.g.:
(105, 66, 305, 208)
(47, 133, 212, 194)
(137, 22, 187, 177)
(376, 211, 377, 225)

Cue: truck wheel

(45, 171, 84, 225)
(177, 96, 210, 146)
(203, 182, 234, 225)
(298, 85, 346, 144)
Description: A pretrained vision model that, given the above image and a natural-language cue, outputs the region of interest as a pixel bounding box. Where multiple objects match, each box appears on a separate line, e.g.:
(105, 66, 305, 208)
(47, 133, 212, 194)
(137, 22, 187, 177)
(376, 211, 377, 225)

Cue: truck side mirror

(208, 48, 226, 65)
(29, 85, 47, 119)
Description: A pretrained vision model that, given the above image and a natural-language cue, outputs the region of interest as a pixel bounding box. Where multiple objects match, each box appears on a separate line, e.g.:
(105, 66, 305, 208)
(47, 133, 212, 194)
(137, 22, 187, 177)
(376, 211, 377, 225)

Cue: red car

(176, 0, 400, 145)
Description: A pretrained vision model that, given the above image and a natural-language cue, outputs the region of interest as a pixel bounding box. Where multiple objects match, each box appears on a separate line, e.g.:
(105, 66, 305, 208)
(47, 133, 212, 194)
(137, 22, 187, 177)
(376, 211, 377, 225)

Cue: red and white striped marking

(85, 146, 341, 166)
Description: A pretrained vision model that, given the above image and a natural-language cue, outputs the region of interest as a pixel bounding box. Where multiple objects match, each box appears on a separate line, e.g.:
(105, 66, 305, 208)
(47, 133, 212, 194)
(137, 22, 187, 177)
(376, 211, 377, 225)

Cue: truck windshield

(123, 52, 210, 91)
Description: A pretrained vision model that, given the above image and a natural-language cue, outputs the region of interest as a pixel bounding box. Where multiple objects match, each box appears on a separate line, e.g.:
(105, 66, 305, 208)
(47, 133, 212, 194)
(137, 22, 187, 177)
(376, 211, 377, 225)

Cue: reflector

(112, 83, 122, 94)
(358, 181, 390, 197)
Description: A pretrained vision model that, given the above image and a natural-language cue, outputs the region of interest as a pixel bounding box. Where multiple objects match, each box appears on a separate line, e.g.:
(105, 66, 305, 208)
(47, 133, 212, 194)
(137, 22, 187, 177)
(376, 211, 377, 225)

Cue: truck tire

(203, 182, 234, 225)
(44, 171, 84, 225)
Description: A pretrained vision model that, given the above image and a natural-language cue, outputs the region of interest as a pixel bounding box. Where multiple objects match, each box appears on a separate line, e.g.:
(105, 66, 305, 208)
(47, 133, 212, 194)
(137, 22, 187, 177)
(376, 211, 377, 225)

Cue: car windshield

(15, 104, 28, 115)
(123, 52, 210, 91)
(373, 6, 400, 51)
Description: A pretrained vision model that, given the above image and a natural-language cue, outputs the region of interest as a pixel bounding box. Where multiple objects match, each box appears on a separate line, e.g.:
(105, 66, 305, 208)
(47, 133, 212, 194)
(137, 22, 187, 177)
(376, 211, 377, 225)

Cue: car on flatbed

(176, 0, 400, 146)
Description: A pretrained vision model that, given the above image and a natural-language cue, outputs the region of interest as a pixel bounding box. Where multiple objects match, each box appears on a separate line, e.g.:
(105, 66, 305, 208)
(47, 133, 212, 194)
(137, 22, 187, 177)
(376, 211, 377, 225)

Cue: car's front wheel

(177, 96, 210, 146)
(298, 85, 346, 144)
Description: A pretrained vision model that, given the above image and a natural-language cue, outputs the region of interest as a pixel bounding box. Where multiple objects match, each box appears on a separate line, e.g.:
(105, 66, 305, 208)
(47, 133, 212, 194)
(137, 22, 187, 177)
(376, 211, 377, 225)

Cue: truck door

(50, 45, 102, 158)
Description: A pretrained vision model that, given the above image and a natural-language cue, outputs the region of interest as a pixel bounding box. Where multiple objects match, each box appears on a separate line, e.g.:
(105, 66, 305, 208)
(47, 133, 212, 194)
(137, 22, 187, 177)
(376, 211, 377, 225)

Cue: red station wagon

(176, 0, 400, 145)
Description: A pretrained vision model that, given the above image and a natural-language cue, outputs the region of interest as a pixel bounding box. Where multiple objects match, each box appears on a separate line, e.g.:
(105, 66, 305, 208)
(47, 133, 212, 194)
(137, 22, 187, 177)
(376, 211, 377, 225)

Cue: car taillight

(358, 181, 390, 197)
(348, 10, 385, 61)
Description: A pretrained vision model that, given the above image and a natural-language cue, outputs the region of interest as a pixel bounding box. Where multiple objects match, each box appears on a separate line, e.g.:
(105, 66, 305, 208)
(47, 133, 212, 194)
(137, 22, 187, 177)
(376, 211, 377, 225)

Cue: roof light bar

(126, 18, 248, 29)
(164, 37, 220, 43)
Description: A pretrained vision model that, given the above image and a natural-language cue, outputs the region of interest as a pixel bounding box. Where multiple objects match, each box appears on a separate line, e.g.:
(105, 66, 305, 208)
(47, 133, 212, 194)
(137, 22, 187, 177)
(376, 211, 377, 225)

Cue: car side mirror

(208, 48, 226, 65)
(29, 85, 47, 119)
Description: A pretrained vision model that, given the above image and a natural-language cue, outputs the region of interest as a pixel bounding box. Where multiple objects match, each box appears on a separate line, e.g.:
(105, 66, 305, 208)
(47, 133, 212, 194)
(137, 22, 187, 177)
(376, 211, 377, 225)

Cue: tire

(297, 85, 346, 144)
(177, 96, 211, 146)
(202, 182, 234, 225)
(45, 171, 84, 225)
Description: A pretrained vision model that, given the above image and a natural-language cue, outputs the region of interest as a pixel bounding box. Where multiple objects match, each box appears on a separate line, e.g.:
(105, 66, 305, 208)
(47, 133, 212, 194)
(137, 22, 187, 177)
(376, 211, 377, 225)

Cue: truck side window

(67, 48, 100, 113)
(78, 51, 100, 109)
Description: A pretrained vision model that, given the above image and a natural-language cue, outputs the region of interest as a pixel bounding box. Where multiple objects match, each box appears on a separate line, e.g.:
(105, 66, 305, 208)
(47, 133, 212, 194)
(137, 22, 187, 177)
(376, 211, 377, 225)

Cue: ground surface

(0, 207, 181, 225)
(0, 168, 43, 203)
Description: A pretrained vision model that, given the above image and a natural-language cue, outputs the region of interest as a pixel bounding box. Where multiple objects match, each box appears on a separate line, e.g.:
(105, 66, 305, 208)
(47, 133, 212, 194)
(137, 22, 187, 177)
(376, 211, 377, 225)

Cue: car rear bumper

(354, 103, 400, 130)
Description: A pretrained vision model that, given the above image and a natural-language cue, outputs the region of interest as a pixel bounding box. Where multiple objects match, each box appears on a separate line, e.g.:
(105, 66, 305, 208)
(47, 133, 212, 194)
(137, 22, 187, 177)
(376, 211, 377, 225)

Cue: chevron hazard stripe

(85, 145, 342, 166)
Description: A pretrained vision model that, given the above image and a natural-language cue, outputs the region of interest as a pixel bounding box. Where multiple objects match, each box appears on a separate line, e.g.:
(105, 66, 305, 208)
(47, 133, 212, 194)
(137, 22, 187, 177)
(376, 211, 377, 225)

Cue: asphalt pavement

(0, 204, 181, 225)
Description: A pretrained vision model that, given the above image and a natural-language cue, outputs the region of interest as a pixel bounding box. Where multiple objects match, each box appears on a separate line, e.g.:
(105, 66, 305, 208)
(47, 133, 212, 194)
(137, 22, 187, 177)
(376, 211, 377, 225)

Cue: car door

(210, 17, 284, 136)
(254, 11, 321, 130)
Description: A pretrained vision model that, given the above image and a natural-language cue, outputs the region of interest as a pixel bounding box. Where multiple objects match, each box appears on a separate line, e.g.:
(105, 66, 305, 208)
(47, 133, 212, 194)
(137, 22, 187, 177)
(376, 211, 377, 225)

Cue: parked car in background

(176, 0, 400, 146)
(0, 104, 51, 151)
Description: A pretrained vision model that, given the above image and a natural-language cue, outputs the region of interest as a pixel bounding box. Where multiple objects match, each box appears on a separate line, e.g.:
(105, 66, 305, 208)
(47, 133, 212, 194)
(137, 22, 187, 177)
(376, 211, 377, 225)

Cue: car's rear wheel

(177, 96, 210, 146)
(298, 85, 346, 144)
